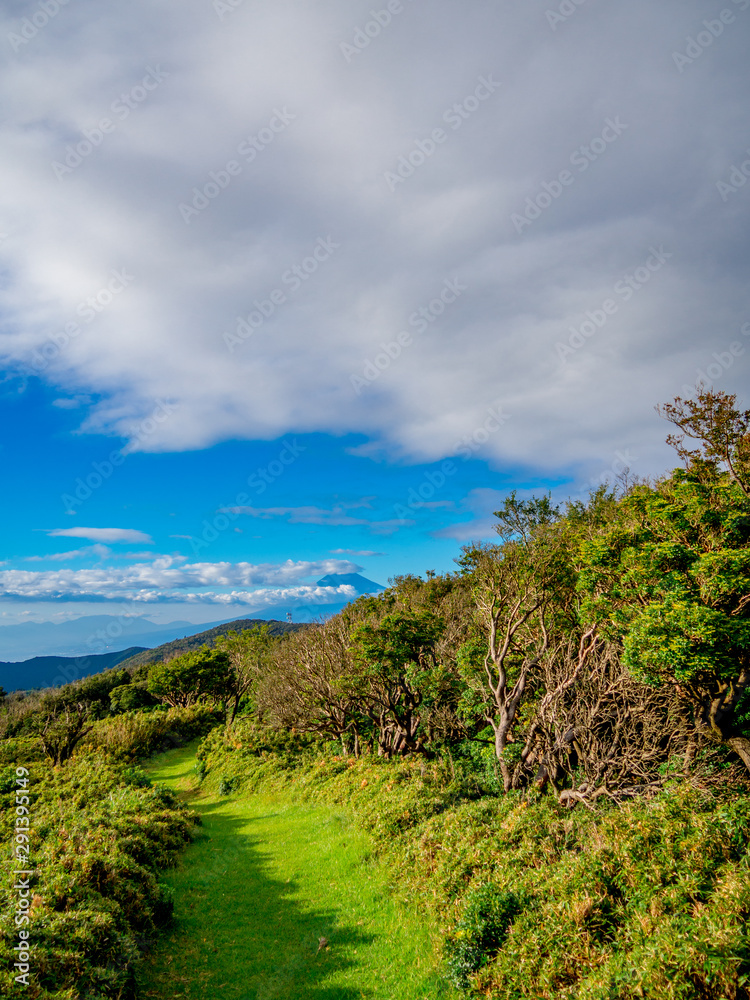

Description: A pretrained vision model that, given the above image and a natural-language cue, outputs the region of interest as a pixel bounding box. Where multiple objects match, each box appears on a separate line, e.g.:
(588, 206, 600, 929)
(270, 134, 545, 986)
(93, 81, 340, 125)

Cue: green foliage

(0, 754, 199, 999)
(578, 457, 750, 759)
(218, 775, 236, 795)
(0, 735, 45, 767)
(196, 716, 318, 791)
(83, 703, 221, 761)
(452, 735, 504, 795)
(146, 646, 233, 708)
(198, 732, 750, 999)
(624, 594, 750, 684)
(350, 609, 444, 677)
(213, 625, 274, 723)
(444, 884, 525, 989)
(109, 681, 157, 713)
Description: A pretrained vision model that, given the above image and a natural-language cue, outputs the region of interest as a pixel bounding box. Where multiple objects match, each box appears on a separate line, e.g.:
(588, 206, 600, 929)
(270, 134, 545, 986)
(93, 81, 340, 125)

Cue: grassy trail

(137, 743, 458, 1000)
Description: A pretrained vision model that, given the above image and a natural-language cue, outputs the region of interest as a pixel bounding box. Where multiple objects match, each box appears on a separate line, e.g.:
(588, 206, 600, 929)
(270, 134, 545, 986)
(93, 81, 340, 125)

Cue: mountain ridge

(0, 647, 148, 693)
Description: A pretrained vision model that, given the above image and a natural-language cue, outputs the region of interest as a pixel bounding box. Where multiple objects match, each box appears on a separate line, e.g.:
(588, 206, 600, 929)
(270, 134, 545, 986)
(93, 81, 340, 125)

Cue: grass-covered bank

(137, 742, 458, 1000)
(0, 752, 199, 999)
(196, 721, 750, 999)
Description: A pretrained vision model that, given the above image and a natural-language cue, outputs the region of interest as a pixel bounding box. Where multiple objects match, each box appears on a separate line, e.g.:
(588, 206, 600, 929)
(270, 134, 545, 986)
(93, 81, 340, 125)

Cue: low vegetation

(197, 719, 750, 998)
(0, 754, 199, 999)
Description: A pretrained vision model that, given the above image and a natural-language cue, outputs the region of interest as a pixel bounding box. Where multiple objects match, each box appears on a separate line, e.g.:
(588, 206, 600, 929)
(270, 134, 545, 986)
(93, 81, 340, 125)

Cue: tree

(348, 609, 446, 756)
(258, 619, 366, 751)
(580, 391, 750, 773)
(214, 626, 273, 725)
(30, 693, 100, 766)
(109, 683, 157, 713)
(146, 647, 232, 709)
(657, 387, 750, 497)
(458, 495, 574, 790)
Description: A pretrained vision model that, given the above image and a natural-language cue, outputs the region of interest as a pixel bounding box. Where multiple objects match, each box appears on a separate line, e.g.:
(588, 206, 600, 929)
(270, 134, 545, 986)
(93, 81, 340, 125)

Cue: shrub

(445, 884, 525, 989)
(218, 775, 236, 796)
(82, 704, 221, 760)
(0, 754, 200, 999)
(198, 730, 750, 999)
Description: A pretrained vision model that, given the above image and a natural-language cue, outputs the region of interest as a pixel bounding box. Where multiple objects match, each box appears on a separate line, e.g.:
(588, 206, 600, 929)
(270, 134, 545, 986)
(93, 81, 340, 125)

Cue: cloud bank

(0, 556, 361, 606)
(0, 0, 748, 486)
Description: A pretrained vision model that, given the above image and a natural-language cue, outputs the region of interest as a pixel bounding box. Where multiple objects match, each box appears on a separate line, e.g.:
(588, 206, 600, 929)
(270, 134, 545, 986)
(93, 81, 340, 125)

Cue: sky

(0, 0, 748, 632)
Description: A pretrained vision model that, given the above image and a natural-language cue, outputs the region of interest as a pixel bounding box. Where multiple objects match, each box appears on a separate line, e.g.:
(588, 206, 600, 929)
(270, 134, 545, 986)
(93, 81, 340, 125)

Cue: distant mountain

(115, 618, 304, 671)
(248, 573, 386, 623)
(0, 647, 148, 694)
(0, 573, 387, 691)
(0, 616, 306, 692)
(314, 573, 385, 593)
(0, 615, 200, 662)
(0, 575, 385, 665)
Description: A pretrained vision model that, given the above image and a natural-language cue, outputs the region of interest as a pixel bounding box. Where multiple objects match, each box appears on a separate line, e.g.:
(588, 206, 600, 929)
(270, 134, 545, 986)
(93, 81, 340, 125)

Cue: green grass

(137, 742, 458, 1000)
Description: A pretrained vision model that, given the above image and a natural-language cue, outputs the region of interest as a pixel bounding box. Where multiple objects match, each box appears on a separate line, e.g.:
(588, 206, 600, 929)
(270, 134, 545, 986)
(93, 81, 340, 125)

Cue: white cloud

(223, 503, 404, 534)
(0, 557, 360, 603)
(27, 544, 111, 562)
(0, 0, 746, 482)
(47, 528, 153, 544)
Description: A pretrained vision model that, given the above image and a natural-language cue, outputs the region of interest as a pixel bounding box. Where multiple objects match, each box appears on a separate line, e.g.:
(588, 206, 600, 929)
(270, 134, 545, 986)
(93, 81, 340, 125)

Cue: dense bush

(0, 754, 200, 999)
(0, 736, 46, 768)
(444, 884, 525, 989)
(82, 704, 221, 761)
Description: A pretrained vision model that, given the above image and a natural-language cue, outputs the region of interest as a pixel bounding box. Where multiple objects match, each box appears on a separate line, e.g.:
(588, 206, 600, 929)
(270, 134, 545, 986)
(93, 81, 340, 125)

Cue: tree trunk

(727, 736, 750, 773)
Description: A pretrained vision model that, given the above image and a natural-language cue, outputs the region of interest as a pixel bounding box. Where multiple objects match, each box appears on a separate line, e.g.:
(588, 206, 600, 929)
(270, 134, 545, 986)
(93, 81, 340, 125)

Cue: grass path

(137, 742, 458, 1000)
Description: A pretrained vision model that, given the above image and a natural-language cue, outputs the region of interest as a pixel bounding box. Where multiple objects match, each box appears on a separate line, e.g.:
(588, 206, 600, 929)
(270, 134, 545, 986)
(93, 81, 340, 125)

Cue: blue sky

(0, 375, 562, 625)
(0, 0, 748, 630)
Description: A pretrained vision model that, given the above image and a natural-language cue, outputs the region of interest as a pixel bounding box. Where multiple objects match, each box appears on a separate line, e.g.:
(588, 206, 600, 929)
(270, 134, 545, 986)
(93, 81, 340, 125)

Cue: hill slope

(116, 618, 304, 671)
(0, 616, 196, 661)
(0, 646, 148, 693)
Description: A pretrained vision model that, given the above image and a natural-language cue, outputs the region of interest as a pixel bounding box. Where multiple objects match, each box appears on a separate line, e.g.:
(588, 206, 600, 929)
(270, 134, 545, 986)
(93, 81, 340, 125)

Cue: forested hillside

(0, 647, 148, 694)
(2, 389, 749, 999)
(115, 617, 303, 671)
